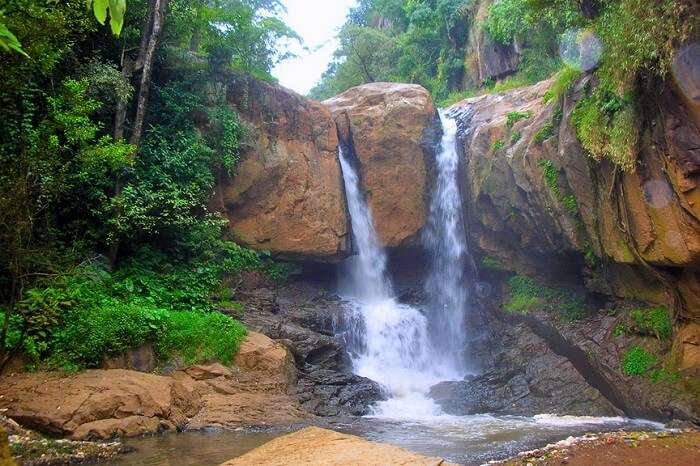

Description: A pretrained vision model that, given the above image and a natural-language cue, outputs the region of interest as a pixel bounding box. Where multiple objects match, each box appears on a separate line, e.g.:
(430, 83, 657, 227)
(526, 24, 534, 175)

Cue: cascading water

(337, 113, 467, 418)
(423, 112, 470, 371)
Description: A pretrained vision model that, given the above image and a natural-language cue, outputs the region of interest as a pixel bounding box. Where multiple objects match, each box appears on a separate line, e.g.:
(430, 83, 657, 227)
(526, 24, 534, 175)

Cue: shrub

(504, 275, 542, 314)
(630, 306, 672, 340)
(622, 345, 657, 376)
(538, 159, 560, 197)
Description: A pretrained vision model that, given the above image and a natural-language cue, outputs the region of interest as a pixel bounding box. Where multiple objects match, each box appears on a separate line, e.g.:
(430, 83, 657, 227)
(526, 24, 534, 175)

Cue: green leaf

(108, 0, 126, 36)
(0, 21, 28, 57)
(90, 0, 109, 25)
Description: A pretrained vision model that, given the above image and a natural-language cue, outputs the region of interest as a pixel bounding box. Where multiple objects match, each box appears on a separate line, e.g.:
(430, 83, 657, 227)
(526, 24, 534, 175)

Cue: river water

(104, 115, 664, 466)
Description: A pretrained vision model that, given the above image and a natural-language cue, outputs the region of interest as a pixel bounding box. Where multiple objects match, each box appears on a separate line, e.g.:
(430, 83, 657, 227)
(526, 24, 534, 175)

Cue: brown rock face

(324, 82, 439, 247)
(219, 426, 457, 466)
(214, 75, 349, 261)
(450, 75, 700, 318)
(0, 332, 306, 439)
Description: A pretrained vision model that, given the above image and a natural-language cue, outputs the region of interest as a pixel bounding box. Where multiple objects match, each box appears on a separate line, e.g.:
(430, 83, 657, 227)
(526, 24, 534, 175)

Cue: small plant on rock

(630, 306, 672, 340)
(506, 110, 533, 128)
(491, 139, 505, 152)
(622, 345, 657, 376)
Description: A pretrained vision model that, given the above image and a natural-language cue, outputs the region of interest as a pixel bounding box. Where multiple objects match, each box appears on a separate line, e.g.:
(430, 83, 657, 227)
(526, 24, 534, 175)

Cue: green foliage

(0, 18, 27, 56)
(504, 275, 541, 314)
(613, 323, 627, 337)
(595, 0, 695, 91)
(480, 255, 507, 271)
(571, 87, 638, 171)
(3, 248, 257, 369)
(491, 139, 505, 152)
(155, 311, 246, 366)
(506, 110, 532, 128)
(510, 131, 522, 144)
(562, 195, 578, 215)
(504, 274, 585, 321)
(437, 89, 478, 107)
(622, 345, 657, 376)
(629, 307, 672, 340)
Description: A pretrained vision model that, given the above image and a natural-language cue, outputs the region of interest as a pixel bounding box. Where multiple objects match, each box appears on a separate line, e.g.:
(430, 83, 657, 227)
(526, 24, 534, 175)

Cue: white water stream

(337, 112, 465, 418)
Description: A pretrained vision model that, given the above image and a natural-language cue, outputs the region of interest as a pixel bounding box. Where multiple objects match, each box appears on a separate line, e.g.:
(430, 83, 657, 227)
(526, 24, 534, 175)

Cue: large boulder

(324, 82, 439, 247)
(219, 426, 457, 466)
(0, 332, 307, 439)
(213, 75, 350, 261)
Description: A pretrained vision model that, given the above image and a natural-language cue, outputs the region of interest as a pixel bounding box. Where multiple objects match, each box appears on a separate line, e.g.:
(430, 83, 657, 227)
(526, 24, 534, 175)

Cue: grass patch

(534, 122, 556, 143)
(538, 159, 560, 197)
(438, 88, 479, 107)
(571, 87, 638, 171)
(504, 274, 585, 321)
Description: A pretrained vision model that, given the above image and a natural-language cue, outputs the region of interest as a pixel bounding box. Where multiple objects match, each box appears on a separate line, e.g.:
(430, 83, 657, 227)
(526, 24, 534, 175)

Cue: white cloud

(272, 0, 357, 96)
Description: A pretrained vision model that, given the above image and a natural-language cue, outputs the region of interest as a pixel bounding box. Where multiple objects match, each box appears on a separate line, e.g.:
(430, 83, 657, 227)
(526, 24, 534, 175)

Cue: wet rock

(430, 321, 618, 417)
(101, 344, 156, 372)
(237, 280, 383, 417)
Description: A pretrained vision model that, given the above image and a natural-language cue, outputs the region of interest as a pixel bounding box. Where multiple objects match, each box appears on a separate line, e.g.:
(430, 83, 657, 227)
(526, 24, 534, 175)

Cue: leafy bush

(622, 345, 657, 376)
(155, 311, 246, 366)
(4, 245, 260, 370)
(630, 307, 672, 340)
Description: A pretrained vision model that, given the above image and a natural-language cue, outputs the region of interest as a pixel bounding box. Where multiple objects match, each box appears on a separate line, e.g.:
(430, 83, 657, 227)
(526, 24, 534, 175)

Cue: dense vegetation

(0, 0, 296, 372)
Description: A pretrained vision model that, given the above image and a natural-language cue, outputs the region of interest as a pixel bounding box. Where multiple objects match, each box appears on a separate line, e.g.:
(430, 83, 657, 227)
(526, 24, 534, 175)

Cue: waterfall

(423, 111, 470, 371)
(337, 111, 467, 419)
(338, 146, 445, 417)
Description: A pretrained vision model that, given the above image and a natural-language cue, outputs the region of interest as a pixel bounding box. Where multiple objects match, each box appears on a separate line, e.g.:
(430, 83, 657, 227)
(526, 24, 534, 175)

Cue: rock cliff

(213, 75, 350, 261)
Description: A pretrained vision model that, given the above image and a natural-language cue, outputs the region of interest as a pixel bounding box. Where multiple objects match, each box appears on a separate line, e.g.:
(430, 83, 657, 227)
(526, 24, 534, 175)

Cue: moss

(622, 345, 657, 376)
(481, 255, 507, 271)
(562, 194, 578, 214)
(630, 306, 672, 340)
(506, 110, 533, 128)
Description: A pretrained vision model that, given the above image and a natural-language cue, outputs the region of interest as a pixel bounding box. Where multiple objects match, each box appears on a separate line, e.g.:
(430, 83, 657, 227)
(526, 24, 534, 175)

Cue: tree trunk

(129, 0, 170, 147)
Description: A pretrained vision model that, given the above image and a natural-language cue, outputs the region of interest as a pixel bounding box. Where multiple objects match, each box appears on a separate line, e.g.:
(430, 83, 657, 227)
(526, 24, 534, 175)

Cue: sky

(272, 0, 358, 95)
